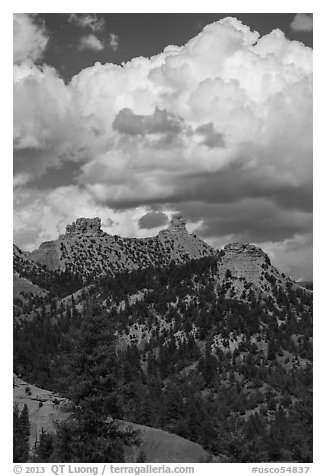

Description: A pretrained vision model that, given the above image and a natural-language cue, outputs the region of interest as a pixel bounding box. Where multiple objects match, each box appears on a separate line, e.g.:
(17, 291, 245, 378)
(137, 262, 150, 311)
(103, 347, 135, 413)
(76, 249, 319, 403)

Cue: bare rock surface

(215, 242, 291, 300)
(30, 241, 61, 269)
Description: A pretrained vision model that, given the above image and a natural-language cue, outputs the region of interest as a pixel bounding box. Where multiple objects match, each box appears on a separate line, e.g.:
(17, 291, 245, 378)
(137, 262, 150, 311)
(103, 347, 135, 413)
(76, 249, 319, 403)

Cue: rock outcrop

(157, 215, 213, 261)
(64, 217, 104, 238)
(30, 241, 61, 269)
(24, 216, 215, 279)
(215, 242, 291, 300)
(168, 214, 187, 234)
(224, 242, 267, 258)
(14, 218, 298, 306)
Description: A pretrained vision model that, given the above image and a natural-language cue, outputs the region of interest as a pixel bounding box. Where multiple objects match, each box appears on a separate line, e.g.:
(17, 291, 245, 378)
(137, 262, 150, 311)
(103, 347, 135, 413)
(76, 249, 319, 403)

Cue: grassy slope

(13, 274, 47, 299)
(121, 422, 210, 463)
(13, 375, 212, 463)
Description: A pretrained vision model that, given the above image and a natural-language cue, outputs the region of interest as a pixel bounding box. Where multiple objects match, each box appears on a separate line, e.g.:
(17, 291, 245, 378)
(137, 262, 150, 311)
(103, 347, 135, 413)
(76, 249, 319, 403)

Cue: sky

(13, 13, 313, 280)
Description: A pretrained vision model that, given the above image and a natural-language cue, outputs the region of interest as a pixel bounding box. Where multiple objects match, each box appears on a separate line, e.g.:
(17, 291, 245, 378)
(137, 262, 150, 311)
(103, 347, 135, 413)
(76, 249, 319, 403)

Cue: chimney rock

(168, 214, 188, 234)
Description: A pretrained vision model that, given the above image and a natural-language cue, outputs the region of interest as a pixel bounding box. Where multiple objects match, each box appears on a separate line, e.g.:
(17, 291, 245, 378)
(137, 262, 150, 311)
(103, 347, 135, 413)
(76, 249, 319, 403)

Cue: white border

(4, 3, 322, 475)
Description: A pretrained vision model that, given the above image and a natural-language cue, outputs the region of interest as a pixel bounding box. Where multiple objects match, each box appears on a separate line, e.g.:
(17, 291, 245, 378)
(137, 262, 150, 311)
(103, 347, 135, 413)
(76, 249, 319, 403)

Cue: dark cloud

(172, 166, 312, 213)
(171, 199, 312, 244)
(94, 162, 312, 218)
(112, 110, 225, 149)
(14, 147, 47, 178)
(26, 160, 81, 190)
(112, 107, 184, 136)
(138, 211, 169, 229)
(196, 122, 225, 148)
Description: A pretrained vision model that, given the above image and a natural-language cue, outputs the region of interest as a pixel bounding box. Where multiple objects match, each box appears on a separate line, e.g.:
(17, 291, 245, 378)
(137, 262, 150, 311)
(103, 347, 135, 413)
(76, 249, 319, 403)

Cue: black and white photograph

(12, 8, 313, 467)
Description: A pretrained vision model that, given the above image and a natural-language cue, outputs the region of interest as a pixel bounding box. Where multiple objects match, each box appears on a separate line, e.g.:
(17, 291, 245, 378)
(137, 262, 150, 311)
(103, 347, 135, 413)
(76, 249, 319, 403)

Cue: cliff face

(29, 218, 104, 270)
(215, 242, 291, 300)
(26, 216, 215, 279)
(29, 241, 61, 270)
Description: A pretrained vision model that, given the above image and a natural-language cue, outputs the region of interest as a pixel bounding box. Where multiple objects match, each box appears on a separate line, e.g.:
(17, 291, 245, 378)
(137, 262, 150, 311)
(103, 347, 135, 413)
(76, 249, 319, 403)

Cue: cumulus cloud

(68, 13, 105, 32)
(290, 13, 313, 32)
(78, 34, 104, 51)
(13, 185, 161, 251)
(13, 17, 313, 278)
(13, 13, 48, 64)
(13, 63, 78, 181)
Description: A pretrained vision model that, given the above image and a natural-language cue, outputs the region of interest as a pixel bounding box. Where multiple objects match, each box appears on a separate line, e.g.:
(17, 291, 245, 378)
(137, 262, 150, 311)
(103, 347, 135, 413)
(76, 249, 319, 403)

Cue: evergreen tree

(13, 404, 23, 462)
(34, 428, 54, 462)
(13, 404, 30, 462)
(54, 302, 138, 462)
(20, 404, 30, 458)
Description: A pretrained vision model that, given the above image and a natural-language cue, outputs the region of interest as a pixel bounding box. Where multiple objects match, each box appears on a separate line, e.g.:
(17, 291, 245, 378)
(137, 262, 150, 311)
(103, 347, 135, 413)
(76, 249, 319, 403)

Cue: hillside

(13, 215, 214, 321)
(28, 215, 215, 280)
(14, 240, 313, 463)
(13, 374, 212, 463)
(14, 244, 49, 292)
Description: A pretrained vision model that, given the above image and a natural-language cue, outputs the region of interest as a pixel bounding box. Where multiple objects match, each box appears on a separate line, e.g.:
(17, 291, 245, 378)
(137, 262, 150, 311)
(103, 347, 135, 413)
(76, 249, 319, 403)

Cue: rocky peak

(216, 241, 291, 301)
(64, 217, 104, 238)
(168, 214, 188, 234)
(224, 242, 267, 259)
(24, 214, 214, 278)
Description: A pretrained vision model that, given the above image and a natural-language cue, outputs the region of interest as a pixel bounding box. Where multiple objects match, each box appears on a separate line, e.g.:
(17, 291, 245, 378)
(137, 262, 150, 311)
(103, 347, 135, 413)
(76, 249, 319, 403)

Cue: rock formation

(215, 242, 290, 300)
(64, 217, 103, 237)
(224, 242, 268, 258)
(168, 214, 187, 234)
(25, 215, 215, 279)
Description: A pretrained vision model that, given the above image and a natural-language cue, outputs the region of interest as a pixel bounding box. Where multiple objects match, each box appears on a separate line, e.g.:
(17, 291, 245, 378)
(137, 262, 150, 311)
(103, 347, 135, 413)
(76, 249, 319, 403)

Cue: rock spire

(168, 214, 188, 233)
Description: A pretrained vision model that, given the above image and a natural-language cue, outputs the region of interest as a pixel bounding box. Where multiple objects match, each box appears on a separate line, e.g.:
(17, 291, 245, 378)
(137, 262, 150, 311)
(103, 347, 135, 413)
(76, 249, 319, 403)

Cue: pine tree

(54, 302, 138, 462)
(13, 404, 22, 462)
(20, 404, 30, 460)
(13, 404, 30, 462)
(34, 428, 54, 462)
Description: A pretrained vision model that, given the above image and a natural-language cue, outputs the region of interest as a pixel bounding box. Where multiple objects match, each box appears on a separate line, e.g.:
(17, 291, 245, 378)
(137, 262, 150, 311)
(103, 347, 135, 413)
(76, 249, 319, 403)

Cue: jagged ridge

(28, 216, 215, 279)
